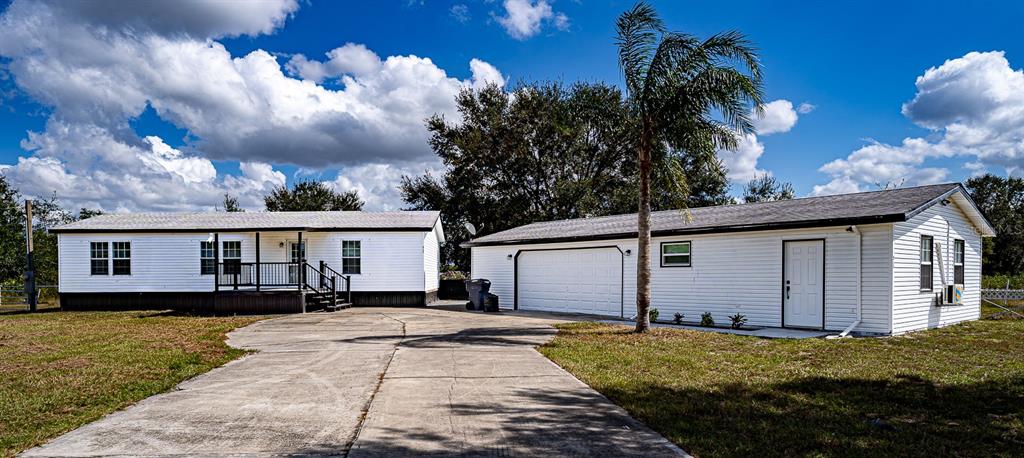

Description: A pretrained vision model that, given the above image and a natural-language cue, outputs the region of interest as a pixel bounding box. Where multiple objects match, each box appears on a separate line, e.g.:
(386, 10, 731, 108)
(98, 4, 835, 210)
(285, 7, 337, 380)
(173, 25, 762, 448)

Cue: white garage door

(517, 248, 622, 316)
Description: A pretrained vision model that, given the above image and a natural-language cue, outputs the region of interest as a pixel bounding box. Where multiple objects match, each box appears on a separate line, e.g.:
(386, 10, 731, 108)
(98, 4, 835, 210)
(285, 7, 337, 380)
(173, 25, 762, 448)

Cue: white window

(661, 241, 691, 267)
(90, 242, 108, 275)
(920, 236, 933, 291)
(112, 242, 131, 276)
(954, 239, 965, 285)
(200, 241, 215, 275)
(342, 240, 361, 274)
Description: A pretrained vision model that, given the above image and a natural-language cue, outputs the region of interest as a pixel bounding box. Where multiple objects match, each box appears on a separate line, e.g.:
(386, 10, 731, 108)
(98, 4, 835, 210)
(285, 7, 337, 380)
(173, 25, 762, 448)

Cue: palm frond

(615, 2, 664, 105)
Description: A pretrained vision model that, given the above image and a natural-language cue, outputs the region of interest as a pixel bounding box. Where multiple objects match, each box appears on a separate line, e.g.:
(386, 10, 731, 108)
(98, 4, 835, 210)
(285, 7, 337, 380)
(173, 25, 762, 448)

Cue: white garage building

(464, 183, 995, 335)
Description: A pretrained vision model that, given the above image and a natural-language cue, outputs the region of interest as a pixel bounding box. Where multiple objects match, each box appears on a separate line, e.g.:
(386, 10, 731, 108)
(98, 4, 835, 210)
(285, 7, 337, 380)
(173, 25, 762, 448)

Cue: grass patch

(0, 309, 263, 457)
(540, 317, 1024, 457)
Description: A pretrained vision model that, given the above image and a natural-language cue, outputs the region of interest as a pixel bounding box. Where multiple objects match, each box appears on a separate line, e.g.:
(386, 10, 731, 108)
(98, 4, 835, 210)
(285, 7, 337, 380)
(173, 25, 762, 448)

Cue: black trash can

(464, 279, 491, 311)
(483, 293, 499, 312)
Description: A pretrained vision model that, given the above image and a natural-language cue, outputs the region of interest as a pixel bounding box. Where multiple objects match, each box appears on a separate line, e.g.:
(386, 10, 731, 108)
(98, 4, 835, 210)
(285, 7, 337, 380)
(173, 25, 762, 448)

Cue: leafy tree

(616, 2, 763, 331)
(264, 181, 364, 211)
(0, 175, 25, 282)
(964, 174, 1024, 275)
(78, 208, 103, 219)
(402, 81, 732, 268)
(742, 174, 795, 203)
(221, 193, 244, 212)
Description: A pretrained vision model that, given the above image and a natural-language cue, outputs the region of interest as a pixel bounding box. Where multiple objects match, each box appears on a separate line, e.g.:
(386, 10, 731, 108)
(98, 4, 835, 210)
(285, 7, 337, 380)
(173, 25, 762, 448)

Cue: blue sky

(1, 0, 1022, 211)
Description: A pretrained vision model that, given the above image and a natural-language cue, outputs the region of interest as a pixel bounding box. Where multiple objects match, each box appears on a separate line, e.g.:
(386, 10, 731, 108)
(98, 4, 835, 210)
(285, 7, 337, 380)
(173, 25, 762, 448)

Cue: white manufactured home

(465, 184, 996, 335)
(51, 211, 444, 313)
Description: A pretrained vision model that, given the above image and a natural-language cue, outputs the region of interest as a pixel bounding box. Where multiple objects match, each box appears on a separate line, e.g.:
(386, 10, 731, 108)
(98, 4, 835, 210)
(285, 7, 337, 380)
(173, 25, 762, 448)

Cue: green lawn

(0, 308, 263, 457)
(540, 316, 1024, 457)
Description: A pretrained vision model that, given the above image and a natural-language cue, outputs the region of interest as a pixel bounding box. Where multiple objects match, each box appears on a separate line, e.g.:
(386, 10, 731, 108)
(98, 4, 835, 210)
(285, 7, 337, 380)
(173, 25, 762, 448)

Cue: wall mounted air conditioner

(942, 284, 964, 306)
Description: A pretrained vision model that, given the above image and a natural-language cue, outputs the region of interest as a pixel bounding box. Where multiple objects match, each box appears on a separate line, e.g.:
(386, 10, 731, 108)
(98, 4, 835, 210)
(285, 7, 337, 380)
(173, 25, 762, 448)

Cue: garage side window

(661, 241, 691, 267)
(920, 236, 933, 291)
(90, 242, 108, 275)
(342, 240, 361, 274)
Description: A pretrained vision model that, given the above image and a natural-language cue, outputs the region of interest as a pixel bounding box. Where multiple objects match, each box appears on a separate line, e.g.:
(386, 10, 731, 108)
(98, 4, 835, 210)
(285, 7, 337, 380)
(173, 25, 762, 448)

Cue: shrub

(729, 313, 747, 329)
(673, 312, 684, 325)
(700, 312, 715, 327)
(983, 274, 1024, 289)
(649, 308, 660, 323)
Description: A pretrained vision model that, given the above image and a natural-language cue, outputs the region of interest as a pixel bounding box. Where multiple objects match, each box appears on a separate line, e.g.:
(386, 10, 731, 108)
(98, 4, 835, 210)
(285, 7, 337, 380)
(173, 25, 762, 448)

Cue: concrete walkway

(23, 308, 684, 457)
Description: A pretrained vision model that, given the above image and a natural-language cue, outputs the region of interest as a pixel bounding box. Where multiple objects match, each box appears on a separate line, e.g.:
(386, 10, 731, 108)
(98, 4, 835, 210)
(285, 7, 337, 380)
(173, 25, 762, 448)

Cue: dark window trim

(112, 241, 131, 276)
(200, 241, 215, 275)
(659, 241, 692, 268)
(920, 235, 933, 292)
(89, 241, 109, 276)
(953, 239, 965, 285)
(342, 240, 362, 275)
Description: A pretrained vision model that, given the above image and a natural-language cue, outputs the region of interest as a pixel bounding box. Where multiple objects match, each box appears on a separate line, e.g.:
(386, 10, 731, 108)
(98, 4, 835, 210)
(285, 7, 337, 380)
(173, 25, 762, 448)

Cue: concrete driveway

(23, 307, 684, 457)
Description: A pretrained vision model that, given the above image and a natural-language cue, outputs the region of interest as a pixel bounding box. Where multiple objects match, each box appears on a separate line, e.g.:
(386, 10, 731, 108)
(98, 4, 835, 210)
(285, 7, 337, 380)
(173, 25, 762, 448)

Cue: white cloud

(752, 99, 799, 135)
(331, 161, 442, 211)
(718, 133, 767, 182)
(43, 0, 299, 39)
(3, 121, 285, 211)
(814, 51, 1024, 195)
(718, 99, 806, 182)
(0, 0, 505, 210)
(495, 0, 567, 40)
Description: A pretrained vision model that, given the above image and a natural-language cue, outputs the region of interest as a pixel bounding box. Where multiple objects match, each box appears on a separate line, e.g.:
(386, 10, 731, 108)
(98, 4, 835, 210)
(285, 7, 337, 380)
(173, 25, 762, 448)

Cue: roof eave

(50, 226, 437, 234)
(461, 214, 906, 248)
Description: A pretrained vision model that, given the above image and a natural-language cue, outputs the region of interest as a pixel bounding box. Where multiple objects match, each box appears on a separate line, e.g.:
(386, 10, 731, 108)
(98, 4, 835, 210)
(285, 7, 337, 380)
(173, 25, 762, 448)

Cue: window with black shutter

(920, 236, 933, 291)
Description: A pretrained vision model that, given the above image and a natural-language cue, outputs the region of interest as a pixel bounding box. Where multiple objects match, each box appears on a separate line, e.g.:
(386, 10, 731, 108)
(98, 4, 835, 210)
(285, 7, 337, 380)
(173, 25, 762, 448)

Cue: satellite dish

(464, 222, 477, 236)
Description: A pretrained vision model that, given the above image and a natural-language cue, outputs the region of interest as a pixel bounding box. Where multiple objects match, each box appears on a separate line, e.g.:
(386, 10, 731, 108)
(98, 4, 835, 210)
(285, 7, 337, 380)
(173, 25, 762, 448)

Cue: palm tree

(616, 2, 764, 332)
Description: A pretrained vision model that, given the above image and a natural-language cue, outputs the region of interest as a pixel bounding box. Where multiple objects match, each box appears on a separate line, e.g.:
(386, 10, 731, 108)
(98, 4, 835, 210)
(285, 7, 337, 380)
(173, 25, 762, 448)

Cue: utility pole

(25, 200, 36, 312)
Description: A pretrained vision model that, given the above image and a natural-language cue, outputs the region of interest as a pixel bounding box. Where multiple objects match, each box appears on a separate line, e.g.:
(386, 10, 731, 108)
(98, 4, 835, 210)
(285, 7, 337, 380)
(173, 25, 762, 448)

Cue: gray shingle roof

(464, 183, 980, 247)
(50, 211, 440, 233)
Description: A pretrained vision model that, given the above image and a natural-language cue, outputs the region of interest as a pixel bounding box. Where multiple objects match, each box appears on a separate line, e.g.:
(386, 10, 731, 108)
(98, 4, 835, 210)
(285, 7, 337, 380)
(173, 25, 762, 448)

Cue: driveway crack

(346, 312, 407, 457)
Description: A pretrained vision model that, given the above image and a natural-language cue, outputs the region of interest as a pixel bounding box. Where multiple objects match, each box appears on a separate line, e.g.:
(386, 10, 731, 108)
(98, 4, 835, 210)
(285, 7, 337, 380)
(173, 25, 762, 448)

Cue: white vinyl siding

(59, 230, 434, 293)
(472, 224, 893, 333)
(423, 222, 441, 292)
(891, 200, 982, 334)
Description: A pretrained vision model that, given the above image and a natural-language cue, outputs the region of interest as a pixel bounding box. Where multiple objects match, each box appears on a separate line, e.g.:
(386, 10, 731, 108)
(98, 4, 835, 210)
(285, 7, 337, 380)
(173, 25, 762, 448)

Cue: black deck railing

(216, 261, 351, 303)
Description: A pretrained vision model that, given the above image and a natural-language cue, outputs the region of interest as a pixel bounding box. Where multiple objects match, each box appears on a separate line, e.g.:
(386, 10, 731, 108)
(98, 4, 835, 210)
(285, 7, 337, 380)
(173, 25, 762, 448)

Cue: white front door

(517, 248, 623, 316)
(288, 241, 305, 284)
(783, 240, 824, 329)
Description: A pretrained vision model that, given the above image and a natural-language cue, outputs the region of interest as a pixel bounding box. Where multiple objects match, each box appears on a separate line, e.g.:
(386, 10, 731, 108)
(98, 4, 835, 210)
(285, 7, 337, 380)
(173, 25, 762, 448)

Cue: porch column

(297, 231, 303, 291)
(255, 232, 261, 292)
(213, 232, 220, 292)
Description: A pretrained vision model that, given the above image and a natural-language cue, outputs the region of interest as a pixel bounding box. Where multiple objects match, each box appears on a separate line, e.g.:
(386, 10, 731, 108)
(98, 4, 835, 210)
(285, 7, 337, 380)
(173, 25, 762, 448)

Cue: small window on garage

(661, 241, 691, 267)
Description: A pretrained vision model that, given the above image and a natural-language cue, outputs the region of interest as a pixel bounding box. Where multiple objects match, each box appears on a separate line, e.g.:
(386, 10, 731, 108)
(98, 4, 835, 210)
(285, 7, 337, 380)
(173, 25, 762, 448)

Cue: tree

(264, 181, 364, 211)
(0, 175, 24, 282)
(78, 208, 104, 219)
(964, 174, 1024, 275)
(616, 2, 763, 332)
(402, 81, 732, 268)
(742, 174, 795, 203)
(221, 193, 244, 212)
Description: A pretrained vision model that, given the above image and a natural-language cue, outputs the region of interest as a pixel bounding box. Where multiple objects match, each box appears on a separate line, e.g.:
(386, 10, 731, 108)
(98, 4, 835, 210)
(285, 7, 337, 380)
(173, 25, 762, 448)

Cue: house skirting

(59, 290, 437, 313)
